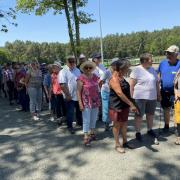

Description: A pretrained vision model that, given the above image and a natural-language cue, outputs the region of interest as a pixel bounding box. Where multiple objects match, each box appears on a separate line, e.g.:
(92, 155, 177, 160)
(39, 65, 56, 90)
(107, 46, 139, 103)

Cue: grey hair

(140, 53, 152, 64)
(110, 58, 130, 72)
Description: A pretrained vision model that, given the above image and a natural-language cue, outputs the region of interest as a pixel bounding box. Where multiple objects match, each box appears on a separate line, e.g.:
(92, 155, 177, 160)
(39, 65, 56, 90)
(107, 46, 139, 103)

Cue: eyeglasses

(84, 66, 93, 70)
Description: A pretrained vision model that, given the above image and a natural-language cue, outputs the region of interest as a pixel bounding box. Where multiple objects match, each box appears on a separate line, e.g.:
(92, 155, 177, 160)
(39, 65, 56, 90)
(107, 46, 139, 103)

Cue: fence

(103, 56, 162, 68)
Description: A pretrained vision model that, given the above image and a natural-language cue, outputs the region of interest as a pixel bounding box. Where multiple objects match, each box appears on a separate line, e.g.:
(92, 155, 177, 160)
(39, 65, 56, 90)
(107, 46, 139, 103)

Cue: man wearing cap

(58, 56, 82, 134)
(77, 54, 87, 71)
(158, 45, 180, 132)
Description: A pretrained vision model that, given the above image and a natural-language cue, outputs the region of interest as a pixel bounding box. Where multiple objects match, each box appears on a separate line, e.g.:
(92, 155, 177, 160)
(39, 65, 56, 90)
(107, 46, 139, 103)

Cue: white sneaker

(50, 116, 55, 122)
(33, 116, 39, 121)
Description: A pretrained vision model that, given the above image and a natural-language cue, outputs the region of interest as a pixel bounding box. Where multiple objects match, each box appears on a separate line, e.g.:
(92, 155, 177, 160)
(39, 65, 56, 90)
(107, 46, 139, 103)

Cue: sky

(0, 0, 180, 46)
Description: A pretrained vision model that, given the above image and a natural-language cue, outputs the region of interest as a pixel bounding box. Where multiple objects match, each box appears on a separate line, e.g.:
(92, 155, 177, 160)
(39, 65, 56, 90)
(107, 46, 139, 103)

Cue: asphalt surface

(0, 97, 179, 180)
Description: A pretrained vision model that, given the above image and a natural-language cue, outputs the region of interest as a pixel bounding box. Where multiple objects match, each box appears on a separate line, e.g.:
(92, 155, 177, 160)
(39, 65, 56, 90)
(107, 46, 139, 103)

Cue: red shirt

(51, 73, 62, 95)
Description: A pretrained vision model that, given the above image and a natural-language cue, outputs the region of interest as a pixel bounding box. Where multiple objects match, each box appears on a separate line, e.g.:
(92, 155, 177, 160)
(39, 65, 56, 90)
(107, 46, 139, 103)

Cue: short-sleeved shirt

(93, 63, 106, 78)
(158, 59, 180, 92)
(51, 73, 62, 95)
(27, 69, 42, 88)
(100, 69, 112, 92)
(78, 74, 100, 108)
(43, 73, 51, 89)
(58, 65, 81, 101)
(130, 66, 158, 100)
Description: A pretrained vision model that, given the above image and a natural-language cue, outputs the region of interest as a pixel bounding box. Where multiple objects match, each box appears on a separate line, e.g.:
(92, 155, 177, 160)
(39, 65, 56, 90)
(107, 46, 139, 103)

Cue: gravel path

(0, 98, 179, 180)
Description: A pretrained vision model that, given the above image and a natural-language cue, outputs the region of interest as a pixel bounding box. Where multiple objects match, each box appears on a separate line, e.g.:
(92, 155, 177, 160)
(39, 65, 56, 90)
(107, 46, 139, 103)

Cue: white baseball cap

(165, 45, 179, 53)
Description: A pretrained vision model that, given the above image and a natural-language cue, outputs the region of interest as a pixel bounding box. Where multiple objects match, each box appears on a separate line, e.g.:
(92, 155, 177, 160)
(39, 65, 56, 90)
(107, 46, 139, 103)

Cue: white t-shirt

(58, 65, 81, 101)
(130, 66, 158, 100)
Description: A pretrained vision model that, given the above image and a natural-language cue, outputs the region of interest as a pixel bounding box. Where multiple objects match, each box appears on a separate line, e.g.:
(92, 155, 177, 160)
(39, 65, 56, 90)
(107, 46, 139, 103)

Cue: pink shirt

(51, 73, 62, 95)
(78, 74, 100, 108)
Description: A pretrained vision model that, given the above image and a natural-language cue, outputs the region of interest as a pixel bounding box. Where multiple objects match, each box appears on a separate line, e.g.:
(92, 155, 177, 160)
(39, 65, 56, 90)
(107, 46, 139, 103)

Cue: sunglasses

(69, 61, 76, 64)
(84, 66, 93, 70)
(166, 51, 175, 56)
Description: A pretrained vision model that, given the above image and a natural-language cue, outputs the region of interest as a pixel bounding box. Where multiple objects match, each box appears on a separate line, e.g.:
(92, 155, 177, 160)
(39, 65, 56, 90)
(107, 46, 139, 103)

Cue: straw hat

(80, 60, 96, 73)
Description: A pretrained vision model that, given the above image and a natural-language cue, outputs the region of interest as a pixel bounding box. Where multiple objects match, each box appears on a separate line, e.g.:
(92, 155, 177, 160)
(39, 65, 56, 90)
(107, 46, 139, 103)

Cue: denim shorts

(135, 99, 157, 117)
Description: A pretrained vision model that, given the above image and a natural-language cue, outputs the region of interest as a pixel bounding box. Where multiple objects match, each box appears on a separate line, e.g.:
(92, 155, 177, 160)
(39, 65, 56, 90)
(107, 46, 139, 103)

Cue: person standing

(174, 69, 180, 145)
(129, 53, 160, 143)
(91, 53, 107, 122)
(158, 45, 180, 132)
(77, 61, 100, 146)
(25, 60, 42, 121)
(109, 58, 138, 153)
(4, 63, 15, 105)
(50, 62, 66, 124)
(77, 54, 87, 71)
(58, 56, 81, 134)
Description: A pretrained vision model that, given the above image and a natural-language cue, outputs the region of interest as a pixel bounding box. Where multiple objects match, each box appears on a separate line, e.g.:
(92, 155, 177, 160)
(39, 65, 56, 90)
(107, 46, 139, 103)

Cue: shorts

(135, 99, 157, 117)
(161, 90, 174, 109)
(109, 108, 129, 122)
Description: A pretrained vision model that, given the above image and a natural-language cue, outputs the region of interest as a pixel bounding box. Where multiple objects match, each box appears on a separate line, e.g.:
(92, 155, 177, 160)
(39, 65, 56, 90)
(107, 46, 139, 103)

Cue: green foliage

(16, 0, 94, 58)
(3, 26, 180, 63)
(0, 48, 10, 64)
(0, 8, 17, 32)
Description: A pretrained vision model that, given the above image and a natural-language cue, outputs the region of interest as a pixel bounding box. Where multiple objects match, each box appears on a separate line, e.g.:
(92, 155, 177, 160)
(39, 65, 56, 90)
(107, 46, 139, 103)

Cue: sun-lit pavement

(0, 97, 179, 180)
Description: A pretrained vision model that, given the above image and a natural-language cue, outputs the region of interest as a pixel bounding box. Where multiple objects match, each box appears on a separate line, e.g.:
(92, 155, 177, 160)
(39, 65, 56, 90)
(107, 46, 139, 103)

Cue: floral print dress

(78, 74, 100, 109)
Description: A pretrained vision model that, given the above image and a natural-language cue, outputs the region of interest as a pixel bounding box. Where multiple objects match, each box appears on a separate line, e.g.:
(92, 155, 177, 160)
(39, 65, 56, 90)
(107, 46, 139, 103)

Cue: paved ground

(0, 97, 179, 180)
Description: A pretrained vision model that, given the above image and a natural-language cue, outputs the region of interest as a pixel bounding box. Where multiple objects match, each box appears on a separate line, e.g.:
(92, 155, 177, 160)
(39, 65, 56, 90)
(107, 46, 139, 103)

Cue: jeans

(82, 108, 98, 133)
(65, 100, 82, 128)
(28, 87, 42, 114)
(19, 88, 29, 111)
(6, 80, 14, 103)
(101, 90, 110, 123)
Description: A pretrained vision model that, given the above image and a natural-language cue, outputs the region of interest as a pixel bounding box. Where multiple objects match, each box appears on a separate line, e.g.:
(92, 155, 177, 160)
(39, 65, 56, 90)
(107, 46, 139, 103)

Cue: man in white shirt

(58, 56, 82, 134)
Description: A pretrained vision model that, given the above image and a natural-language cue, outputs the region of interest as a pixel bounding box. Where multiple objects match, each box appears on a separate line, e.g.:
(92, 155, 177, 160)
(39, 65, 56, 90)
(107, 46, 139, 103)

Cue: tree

(0, 48, 10, 64)
(0, 7, 17, 32)
(16, 0, 94, 60)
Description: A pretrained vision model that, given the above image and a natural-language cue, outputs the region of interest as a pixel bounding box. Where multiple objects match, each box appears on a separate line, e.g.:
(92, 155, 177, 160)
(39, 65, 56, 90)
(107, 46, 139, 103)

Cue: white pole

(99, 0, 104, 64)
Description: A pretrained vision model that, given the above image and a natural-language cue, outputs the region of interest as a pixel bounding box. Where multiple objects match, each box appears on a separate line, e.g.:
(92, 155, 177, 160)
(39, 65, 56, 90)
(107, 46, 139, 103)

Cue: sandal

(115, 145, 125, 153)
(84, 137, 91, 147)
(175, 137, 180, 145)
(90, 133, 97, 141)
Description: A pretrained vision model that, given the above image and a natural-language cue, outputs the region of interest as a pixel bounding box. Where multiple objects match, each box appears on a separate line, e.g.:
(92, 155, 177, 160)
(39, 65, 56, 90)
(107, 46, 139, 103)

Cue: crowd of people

(0, 44, 180, 153)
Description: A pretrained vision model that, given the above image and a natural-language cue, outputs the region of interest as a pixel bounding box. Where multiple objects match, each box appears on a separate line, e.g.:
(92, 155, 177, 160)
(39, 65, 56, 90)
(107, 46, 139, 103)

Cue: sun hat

(165, 45, 179, 53)
(80, 60, 96, 72)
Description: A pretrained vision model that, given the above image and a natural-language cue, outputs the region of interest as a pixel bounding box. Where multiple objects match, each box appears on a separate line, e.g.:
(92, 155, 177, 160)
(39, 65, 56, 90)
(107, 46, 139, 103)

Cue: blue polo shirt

(158, 59, 180, 92)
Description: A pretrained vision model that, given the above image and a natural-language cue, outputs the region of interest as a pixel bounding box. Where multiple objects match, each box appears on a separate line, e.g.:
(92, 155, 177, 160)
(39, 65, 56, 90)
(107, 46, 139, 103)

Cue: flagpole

(99, 0, 104, 64)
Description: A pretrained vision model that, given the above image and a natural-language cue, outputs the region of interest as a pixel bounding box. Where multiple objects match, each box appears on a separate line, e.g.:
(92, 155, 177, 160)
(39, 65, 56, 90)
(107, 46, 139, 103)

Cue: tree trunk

(63, 0, 77, 59)
(72, 0, 81, 60)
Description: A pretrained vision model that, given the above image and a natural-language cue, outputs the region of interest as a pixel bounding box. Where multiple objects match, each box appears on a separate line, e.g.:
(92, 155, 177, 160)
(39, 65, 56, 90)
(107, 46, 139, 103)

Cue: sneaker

(136, 132, 142, 142)
(104, 123, 110, 131)
(68, 127, 75, 134)
(147, 129, 157, 138)
(33, 115, 39, 121)
(50, 116, 55, 122)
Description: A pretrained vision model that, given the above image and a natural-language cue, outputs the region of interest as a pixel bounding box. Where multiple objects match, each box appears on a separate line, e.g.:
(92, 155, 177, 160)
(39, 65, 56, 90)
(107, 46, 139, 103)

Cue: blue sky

(1, 0, 180, 46)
